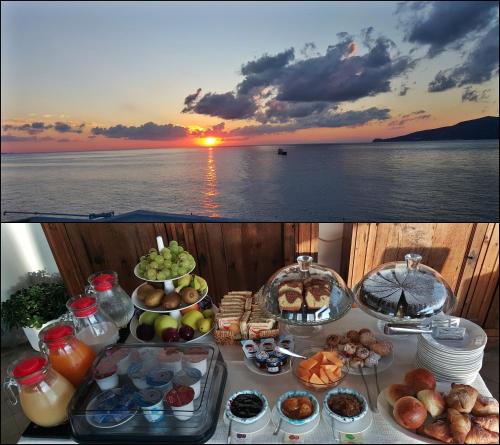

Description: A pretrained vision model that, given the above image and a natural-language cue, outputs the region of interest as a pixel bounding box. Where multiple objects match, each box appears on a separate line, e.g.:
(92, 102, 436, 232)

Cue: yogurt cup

(182, 348, 208, 375)
(135, 389, 165, 423)
(128, 363, 149, 390)
(105, 347, 132, 375)
(94, 361, 119, 391)
(146, 369, 174, 392)
(157, 348, 183, 373)
(165, 385, 195, 421)
(173, 368, 202, 399)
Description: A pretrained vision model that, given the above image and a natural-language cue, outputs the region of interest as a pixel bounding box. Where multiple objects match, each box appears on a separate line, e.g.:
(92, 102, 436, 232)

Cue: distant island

(373, 116, 499, 143)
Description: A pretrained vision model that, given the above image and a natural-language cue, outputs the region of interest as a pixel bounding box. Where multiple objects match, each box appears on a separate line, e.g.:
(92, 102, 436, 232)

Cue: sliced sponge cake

(278, 291, 303, 312)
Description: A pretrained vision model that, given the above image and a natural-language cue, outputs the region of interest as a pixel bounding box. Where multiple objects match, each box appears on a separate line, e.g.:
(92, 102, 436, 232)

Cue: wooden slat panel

(297, 223, 312, 255)
(351, 223, 370, 287)
(484, 286, 499, 335)
(283, 223, 296, 265)
(311, 223, 319, 262)
(340, 223, 353, 281)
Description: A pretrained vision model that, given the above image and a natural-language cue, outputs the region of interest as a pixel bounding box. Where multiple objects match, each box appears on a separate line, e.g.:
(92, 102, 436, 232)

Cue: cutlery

(275, 347, 307, 359)
(273, 417, 283, 436)
(359, 366, 374, 411)
(227, 418, 232, 444)
(373, 365, 380, 413)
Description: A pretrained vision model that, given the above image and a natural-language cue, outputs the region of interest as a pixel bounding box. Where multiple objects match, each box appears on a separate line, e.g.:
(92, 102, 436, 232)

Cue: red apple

(178, 325, 195, 341)
(162, 327, 180, 342)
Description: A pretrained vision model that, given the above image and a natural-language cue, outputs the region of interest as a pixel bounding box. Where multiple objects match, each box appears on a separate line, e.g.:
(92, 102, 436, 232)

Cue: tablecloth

(18, 309, 493, 444)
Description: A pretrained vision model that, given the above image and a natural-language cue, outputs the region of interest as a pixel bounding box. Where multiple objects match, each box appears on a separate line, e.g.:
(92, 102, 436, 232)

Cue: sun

(202, 136, 220, 146)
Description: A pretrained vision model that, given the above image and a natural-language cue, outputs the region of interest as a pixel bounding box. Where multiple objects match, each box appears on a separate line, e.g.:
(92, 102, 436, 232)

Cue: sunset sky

(1, 1, 498, 153)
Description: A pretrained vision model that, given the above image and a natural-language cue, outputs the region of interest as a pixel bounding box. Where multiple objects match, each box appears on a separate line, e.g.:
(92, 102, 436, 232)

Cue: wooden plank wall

(342, 223, 499, 336)
(42, 223, 319, 305)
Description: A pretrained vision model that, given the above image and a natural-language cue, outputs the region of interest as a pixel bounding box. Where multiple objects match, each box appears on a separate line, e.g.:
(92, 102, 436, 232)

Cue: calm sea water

(1, 141, 498, 221)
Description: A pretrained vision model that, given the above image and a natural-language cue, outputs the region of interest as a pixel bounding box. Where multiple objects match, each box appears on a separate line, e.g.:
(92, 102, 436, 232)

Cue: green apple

(154, 315, 178, 337)
(197, 318, 212, 334)
(139, 311, 160, 326)
(181, 310, 204, 331)
(202, 309, 214, 319)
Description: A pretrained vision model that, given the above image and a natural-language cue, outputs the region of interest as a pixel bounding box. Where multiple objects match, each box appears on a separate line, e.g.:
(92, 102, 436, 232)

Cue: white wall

(1, 223, 59, 300)
(318, 223, 344, 272)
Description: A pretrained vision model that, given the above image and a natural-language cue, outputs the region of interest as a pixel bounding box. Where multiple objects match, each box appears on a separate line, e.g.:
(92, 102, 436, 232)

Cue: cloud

(2, 122, 53, 134)
(461, 86, 490, 102)
(53, 122, 85, 133)
(427, 20, 499, 92)
(300, 42, 319, 58)
(255, 101, 332, 124)
(182, 88, 202, 112)
(388, 110, 431, 127)
(398, 1, 498, 57)
(230, 107, 391, 137)
(399, 84, 409, 96)
(241, 48, 294, 75)
(181, 91, 257, 120)
(1, 135, 53, 142)
(91, 122, 188, 140)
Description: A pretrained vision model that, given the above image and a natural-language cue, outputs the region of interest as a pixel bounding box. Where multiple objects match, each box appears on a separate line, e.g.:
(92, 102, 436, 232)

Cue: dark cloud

(300, 42, 319, 58)
(461, 86, 490, 102)
(399, 84, 409, 96)
(241, 48, 294, 75)
(53, 122, 85, 133)
(428, 20, 499, 92)
(399, 1, 498, 57)
(230, 107, 391, 137)
(255, 101, 332, 124)
(2, 122, 53, 134)
(182, 88, 202, 112)
(189, 122, 226, 137)
(91, 122, 188, 140)
(181, 91, 257, 120)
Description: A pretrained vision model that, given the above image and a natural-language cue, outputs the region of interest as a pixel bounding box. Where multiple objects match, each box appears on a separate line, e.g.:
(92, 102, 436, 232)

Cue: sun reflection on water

(202, 146, 220, 217)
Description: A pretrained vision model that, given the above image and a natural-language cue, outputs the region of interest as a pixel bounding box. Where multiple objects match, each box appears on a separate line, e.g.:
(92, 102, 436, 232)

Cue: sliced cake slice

(278, 280, 304, 295)
(305, 285, 330, 310)
(278, 290, 303, 312)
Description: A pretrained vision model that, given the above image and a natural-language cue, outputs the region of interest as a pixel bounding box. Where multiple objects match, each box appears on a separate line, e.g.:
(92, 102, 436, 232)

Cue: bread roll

(417, 420, 454, 443)
(472, 395, 499, 416)
(386, 384, 415, 407)
(448, 407, 472, 444)
(465, 423, 499, 444)
(417, 389, 446, 418)
(472, 415, 499, 434)
(404, 368, 436, 393)
(447, 384, 479, 413)
(393, 396, 427, 430)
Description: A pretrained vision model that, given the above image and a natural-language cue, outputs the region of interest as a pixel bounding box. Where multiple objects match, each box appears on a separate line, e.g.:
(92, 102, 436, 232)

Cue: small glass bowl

(292, 345, 347, 391)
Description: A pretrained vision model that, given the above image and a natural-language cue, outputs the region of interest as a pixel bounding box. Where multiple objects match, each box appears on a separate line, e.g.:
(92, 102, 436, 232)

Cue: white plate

(133, 263, 195, 283)
(129, 310, 216, 344)
(377, 388, 443, 444)
(420, 319, 487, 352)
(271, 405, 321, 435)
(223, 408, 271, 435)
(131, 283, 208, 313)
(86, 388, 136, 429)
(243, 356, 291, 377)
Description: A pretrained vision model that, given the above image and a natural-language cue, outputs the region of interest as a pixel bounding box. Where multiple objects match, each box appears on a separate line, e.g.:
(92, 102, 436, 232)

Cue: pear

(197, 276, 208, 292)
(175, 274, 192, 293)
(192, 275, 201, 291)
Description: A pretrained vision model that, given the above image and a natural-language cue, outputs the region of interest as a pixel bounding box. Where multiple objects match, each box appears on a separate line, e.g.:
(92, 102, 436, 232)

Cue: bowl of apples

(292, 345, 347, 391)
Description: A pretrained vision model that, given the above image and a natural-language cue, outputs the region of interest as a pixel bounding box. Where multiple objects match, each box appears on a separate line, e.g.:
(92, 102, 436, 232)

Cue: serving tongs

(383, 316, 465, 340)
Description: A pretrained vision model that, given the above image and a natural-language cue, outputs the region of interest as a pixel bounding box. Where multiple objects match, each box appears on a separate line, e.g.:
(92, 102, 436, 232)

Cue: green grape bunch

(137, 240, 196, 281)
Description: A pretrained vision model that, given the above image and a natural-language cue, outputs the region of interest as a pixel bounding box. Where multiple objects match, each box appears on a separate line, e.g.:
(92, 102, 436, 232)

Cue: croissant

(465, 423, 500, 444)
(446, 384, 479, 413)
(472, 415, 499, 434)
(472, 395, 499, 416)
(448, 408, 472, 444)
(417, 419, 454, 443)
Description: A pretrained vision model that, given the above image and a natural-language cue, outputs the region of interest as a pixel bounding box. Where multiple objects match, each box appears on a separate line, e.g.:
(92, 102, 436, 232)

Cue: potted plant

(1, 271, 69, 351)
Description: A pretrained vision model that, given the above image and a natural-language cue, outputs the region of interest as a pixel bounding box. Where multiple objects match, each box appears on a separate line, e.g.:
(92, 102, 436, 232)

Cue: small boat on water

(277, 148, 287, 155)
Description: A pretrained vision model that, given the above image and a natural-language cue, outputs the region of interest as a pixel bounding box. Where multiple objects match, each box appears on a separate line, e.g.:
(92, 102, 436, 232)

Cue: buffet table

(18, 309, 493, 444)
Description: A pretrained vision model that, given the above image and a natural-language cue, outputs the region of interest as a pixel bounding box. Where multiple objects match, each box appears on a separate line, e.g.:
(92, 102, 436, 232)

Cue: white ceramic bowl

(323, 387, 368, 423)
(276, 390, 320, 426)
(225, 390, 269, 426)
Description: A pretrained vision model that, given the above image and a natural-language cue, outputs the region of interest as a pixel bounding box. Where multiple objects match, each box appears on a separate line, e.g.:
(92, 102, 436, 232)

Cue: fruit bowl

(133, 263, 196, 284)
(292, 345, 347, 391)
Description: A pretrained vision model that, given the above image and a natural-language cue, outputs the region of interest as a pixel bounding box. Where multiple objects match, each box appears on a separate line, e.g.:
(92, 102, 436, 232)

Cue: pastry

(417, 420, 454, 443)
(278, 291, 303, 312)
(472, 396, 499, 416)
(465, 423, 499, 444)
(447, 384, 479, 413)
(278, 280, 303, 295)
(370, 341, 393, 357)
(355, 346, 370, 360)
(417, 389, 446, 418)
(326, 334, 341, 349)
(358, 328, 372, 336)
(359, 332, 377, 347)
(346, 330, 360, 343)
(471, 415, 499, 433)
(386, 384, 415, 407)
(339, 335, 350, 344)
(304, 285, 330, 309)
(393, 396, 427, 430)
(448, 407, 472, 444)
(342, 342, 357, 356)
(405, 368, 436, 393)
(363, 351, 381, 368)
(349, 357, 364, 369)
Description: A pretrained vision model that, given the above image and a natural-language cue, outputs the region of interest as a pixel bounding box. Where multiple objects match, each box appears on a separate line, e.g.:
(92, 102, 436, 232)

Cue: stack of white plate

(416, 318, 487, 384)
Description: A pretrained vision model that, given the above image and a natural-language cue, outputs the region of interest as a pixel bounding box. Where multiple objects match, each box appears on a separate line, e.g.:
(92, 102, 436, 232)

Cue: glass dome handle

(405, 253, 422, 271)
(3, 378, 19, 405)
(297, 255, 313, 272)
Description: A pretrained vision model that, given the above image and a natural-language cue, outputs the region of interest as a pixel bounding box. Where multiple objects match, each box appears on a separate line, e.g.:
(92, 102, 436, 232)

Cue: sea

(1, 140, 498, 221)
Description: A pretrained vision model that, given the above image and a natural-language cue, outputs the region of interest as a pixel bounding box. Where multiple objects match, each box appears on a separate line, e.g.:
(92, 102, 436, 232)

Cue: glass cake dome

(353, 253, 457, 323)
(256, 255, 354, 327)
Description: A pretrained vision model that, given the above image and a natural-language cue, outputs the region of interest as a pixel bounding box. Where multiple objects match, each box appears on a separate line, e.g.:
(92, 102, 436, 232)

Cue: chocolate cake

(278, 291, 303, 312)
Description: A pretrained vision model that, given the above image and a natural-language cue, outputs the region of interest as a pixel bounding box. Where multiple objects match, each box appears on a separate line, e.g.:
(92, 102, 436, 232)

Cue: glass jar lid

(353, 253, 456, 322)
(89, 271, 117, 292)
(257, 256, 353, 326)
(12, 355, 49, 385)
(67, 295, 98, 317)
(39, 322, 75, 350)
